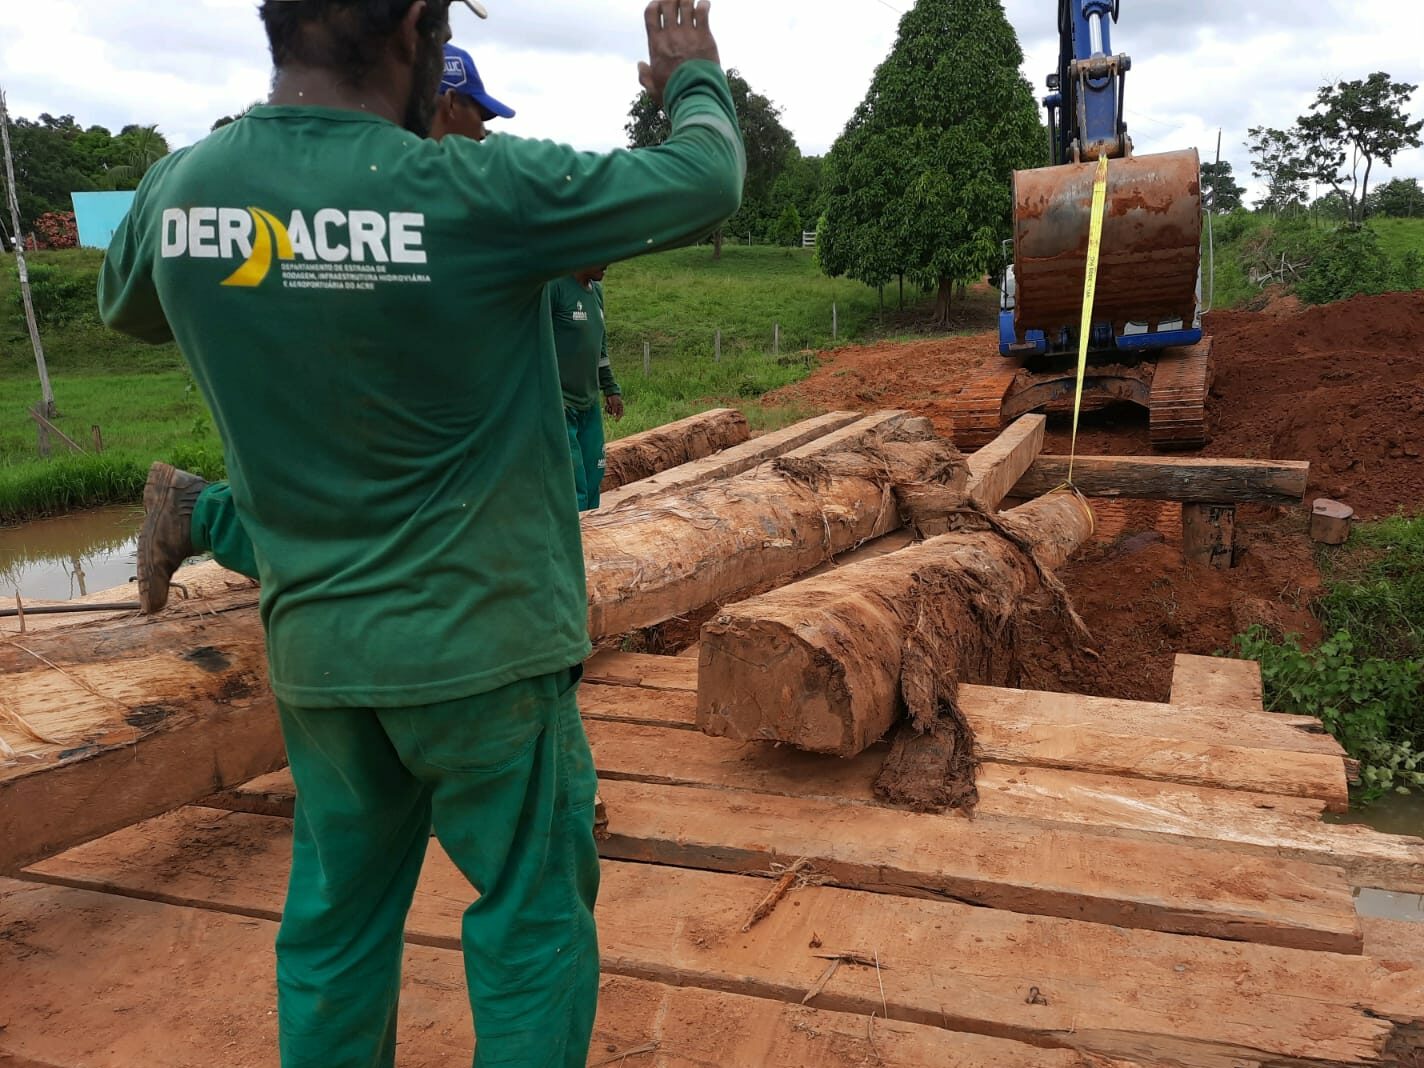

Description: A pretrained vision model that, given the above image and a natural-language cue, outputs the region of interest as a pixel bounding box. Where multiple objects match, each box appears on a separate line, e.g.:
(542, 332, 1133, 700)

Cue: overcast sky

(3, 0, 1422, 202)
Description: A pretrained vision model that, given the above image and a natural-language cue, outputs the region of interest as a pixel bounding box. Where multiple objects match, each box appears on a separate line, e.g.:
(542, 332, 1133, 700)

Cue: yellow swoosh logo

(220, 208, 294, 288)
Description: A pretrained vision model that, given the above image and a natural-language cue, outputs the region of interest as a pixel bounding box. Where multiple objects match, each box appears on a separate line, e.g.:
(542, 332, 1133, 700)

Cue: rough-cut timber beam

(584, 423, 965, 640)
(965, 414, 1045, 511)
(698, 491, 1095, 757)
(0, 591, 283, 873)
(1010, 455, 1310, 504)
(600, 408, 750, 491)
(600, 410, 864, 509)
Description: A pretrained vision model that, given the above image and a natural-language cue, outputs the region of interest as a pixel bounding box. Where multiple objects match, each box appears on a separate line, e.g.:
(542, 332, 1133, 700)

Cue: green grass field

(0, 245, 923, 522)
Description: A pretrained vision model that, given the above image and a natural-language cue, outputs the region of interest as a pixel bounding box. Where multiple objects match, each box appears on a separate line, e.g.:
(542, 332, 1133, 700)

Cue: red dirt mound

(761, 290, 1422, 700)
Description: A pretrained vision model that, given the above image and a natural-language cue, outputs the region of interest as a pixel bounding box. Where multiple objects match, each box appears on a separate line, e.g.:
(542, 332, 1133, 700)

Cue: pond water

(0, 504, 142, 601)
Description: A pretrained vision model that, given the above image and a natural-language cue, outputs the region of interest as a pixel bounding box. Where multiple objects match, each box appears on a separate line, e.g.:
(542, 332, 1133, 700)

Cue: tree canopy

(0, 111, 171, 241)
(1249, 73, 1422, 224)
(626, 69, 798, 255)
(1200, 159, 1245, 214)
(817, 0, 1045, 325)
(1366, 176, 1424, 218)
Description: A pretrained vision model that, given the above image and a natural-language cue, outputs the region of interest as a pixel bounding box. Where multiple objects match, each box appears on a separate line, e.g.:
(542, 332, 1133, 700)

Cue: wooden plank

(216, 719, 1424, 895)
(1171, 653, 1265, 711)
(601, 408, 750, 491)
(593, 778, 1362, 951)
(965, 413, 1046, 511)
(0, 879, 1151, 1068)
(1363, 917, 1424, 967)
(28, 810, 1423, 1067)
(600, 410, 864, 509)
(0, 591, 284, 873)
(578, 674, 1350, 809)
(779, 409, 920, 459)
(1011, 455, 1311, 504)
(1182, 503, 1236, 569)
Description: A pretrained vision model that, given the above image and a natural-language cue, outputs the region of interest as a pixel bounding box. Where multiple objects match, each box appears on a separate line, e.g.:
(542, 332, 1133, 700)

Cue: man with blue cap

(433, 42, 514, 141)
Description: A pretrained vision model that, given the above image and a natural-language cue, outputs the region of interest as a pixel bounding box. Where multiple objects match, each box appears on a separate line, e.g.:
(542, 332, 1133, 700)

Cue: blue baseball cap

(441, 44, 514, 121)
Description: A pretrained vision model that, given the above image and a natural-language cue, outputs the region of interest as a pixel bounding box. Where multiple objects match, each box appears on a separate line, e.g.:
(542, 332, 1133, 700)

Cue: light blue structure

(70, 191, 136, 250)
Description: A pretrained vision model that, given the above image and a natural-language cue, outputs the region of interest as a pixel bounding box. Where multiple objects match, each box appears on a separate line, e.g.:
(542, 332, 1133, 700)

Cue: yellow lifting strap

(1068, 154, 1111, 485)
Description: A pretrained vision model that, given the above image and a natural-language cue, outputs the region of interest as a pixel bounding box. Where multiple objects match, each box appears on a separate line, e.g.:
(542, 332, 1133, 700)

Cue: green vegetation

(1, 245, 922, 522)
(1234, 515, 1424, 799)
(1208, 213, 1424, 308)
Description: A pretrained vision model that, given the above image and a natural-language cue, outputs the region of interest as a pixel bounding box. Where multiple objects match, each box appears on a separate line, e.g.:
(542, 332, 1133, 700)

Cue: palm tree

(106, 124, 169, 189)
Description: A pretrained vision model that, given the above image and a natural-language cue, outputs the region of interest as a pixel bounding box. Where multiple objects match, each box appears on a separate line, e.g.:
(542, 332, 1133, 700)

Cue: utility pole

(0, 86, 56, 419)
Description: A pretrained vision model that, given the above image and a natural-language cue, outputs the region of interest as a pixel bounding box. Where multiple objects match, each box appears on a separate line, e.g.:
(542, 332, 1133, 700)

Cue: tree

(819, 0, 1044, 327)
(1366, 176, 1424, 218)
(626, 69, 797, 258)
(104, 124, 170, 189)
(1199, 159, 1244, 213)
(1246, 125, 1308, 214)
(1294, 73, 1422, 226)
(771, 203, 802, 247)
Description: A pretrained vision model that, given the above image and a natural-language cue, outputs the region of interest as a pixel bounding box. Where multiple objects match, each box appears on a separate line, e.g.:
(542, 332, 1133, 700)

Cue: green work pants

(564, 406, 605, 512)
(191, 480, 260, 580)
(275, 667, 601, 1068)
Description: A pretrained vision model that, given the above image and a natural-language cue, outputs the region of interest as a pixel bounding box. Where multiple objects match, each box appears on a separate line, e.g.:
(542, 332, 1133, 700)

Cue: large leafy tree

(1200, 159, 1245, 214)
(1249, 74, 1421, 225)
(818, 0, 1045, 327)
(1246, 125, 1308, 214)
(626, 69, 797, 257)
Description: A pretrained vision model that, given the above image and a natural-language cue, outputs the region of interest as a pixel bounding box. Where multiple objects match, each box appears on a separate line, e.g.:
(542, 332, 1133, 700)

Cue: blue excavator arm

(1043, 0, 1131, 165)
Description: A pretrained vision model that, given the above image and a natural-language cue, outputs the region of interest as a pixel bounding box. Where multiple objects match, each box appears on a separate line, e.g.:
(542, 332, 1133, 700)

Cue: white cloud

(2, 0, 1421, 202)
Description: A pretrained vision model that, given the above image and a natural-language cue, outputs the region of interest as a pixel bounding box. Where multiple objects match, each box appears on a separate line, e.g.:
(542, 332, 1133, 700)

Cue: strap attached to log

(1067, 154, 1111, 486)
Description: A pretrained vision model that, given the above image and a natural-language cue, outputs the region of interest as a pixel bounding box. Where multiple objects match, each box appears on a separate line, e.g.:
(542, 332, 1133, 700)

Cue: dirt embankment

(763, 291, 1423, 702)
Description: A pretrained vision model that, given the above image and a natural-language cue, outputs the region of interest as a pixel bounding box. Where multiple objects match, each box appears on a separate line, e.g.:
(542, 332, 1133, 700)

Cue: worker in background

(134, 39, 517, 599)
(101, 2, 741, 1066)
(550, 266, 623, 511)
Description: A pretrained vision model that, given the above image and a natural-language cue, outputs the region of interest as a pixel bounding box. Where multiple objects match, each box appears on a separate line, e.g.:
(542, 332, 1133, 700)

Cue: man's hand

(638, 0, 720, 109)
(604, 394, 626, 421)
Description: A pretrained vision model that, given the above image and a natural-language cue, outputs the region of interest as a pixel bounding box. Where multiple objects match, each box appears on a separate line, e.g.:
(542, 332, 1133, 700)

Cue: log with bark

(584, 429, 968, 640)
(600, 408, 750, 491)
(697, 491, 1096, 809)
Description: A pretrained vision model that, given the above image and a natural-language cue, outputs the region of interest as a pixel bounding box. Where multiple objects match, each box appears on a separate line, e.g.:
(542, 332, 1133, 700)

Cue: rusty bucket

(1012, 148, 1202, 336)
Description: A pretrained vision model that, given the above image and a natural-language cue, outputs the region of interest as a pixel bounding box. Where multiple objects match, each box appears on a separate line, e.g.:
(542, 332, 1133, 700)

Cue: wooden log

(965, 414, 1045, 511)
(599, 410, 864, 509)
(697, 491, 1096, 757)
(1311, 498, 1355, 545)
(0, 590, 283, 873)
(31, 810, 1424, 1067)
(0, 879, 1160, 1068)
(600, 407, 750, 491)
(1182, 503, 1236, 569)
(1011, 455, 1310, 503)
(584, 432, 967, 640)
(1171, 653, 1264, 710)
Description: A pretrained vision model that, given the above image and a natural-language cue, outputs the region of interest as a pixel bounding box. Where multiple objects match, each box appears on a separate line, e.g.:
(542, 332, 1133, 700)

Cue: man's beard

(402, 35, 445, 137)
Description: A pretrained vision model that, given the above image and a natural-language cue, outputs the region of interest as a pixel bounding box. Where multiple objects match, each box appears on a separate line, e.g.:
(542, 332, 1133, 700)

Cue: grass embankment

(1235, 514, 1424, 800)
(1, 246, 921, 522)
(1209, 213, 1424, 309)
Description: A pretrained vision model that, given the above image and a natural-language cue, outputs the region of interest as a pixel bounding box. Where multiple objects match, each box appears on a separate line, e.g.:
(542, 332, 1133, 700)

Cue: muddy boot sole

(137, 462, 193, 614)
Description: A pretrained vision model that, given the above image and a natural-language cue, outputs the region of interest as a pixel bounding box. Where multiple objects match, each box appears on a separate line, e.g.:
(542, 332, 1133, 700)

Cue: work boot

(138, 462, 207, 614)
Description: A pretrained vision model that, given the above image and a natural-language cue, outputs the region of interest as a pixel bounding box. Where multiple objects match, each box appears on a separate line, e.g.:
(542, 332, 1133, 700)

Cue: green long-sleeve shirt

(98, 61, 743, 708)
(550, 277, 618, 411)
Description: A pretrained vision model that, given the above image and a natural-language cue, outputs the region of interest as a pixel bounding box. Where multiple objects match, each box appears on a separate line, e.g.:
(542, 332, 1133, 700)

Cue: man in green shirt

(550, 267, 622, 510)
(99, 1, 742, 1066)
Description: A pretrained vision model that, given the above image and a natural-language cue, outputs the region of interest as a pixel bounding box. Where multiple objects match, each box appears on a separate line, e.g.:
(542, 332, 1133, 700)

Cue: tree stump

(1182, 503, 1236, 569)
(1310, 499, 1354, 545)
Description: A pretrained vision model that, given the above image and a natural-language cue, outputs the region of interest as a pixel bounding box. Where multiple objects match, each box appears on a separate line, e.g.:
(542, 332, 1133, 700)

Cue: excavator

(952, 0, 1213, 450)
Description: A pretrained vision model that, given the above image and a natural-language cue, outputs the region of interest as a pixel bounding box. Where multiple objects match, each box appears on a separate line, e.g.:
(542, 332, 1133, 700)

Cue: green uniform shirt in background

(98, 61, 744, 708)
(549, 276, 618, 411)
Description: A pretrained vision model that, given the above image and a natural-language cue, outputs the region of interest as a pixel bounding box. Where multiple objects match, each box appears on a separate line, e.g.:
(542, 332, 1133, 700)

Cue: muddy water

(0, 505, 142, 601)
(1331, 795, 1424, 922)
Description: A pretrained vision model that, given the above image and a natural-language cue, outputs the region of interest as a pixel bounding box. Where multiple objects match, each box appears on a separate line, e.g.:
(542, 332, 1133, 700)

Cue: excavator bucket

(1011, 148, 1202, 337)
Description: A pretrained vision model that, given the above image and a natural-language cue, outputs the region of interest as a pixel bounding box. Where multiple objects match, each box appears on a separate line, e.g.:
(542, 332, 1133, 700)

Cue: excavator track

(1148, 338, 1214, 450)
(949, 360, 1022, 450)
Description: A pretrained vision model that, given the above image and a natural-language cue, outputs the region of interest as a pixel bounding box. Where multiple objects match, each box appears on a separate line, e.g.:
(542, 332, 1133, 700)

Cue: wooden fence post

(773, 322, 780, 357)
(90, 425, 104, 453)
(832, 303, 838, 341)
(643, 341, 650, 375)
